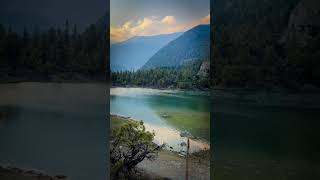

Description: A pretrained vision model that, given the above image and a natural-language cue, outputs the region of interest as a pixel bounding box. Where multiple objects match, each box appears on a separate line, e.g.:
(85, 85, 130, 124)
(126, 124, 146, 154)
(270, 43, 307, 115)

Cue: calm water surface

(3, 84, 317, 178)
(212, 90, 320, 160)
(0, 83, 108, 180)
(110, 88, 211, 152)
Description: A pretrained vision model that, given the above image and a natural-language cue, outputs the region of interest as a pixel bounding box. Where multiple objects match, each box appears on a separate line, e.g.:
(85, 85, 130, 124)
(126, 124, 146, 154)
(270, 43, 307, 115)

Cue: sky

(110, 0, 210, 43)
(0, 0, 108, 31)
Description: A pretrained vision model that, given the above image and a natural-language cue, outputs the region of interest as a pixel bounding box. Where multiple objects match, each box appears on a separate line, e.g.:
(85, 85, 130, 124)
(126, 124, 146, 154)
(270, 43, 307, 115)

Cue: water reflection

(110, 88, 211, 153)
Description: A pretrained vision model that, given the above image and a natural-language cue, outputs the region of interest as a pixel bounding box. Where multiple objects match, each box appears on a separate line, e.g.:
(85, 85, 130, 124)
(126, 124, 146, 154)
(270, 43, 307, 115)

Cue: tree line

(112, 60, 210, 90)
(0, 20, 107, 82)
(212, 0, 320, 92)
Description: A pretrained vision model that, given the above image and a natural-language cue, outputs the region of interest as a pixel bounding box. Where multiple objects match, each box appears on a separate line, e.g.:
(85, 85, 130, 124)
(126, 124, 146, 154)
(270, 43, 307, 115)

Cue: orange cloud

(161, 16, 177, 25)
(110, 14, 210, 43)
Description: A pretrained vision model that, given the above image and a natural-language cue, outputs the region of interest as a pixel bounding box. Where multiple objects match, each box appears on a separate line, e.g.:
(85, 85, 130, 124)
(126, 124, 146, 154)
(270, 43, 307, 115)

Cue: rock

(285, 0, 320, 44)
(180, 142, 187, 146)
(289, 0, 320, 30)
(178, 153, 185, 157)
(197, 61, 210, 77)
(55, 175, 68, 179)
(161, 114, 169, 118)
(0, 165, 68, 180)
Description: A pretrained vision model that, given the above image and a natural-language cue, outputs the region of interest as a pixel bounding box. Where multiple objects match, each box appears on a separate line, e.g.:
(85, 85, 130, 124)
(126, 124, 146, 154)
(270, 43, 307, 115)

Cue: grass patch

(157, 110, 210, 140)
(110, 114, 131, 129)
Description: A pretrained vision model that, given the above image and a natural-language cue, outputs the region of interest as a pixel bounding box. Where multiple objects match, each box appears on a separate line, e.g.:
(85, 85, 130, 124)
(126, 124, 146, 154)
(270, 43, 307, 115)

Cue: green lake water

(212, 90, 320, 160)
(110, 88, 211, 152)
(2, 84, 318, 179)
(0, 83, 108, 180)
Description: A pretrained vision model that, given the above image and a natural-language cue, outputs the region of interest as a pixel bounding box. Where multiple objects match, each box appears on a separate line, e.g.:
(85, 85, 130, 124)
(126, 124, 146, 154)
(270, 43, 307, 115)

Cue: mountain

(110, 32, 182, 71)
(141, 25, 210, 70)
(0, 12, 109, 82)
(286, 0, 320, 44)
(212, 0, 320, 90)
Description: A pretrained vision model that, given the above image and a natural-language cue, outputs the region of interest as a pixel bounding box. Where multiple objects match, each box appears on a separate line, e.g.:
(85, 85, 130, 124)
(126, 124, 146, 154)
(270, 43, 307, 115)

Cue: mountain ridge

(141, 24, 210, 70)
(111, 32, 182, 71)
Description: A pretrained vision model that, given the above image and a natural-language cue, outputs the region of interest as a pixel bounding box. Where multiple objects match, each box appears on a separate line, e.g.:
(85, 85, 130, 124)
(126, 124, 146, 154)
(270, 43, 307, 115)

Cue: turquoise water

(0, 83, 108, 180)
(110, 88, 211, 152)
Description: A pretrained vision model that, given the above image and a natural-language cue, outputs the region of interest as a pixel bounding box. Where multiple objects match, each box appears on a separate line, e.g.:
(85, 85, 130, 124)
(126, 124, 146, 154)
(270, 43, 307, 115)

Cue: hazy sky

(110, 0, 210, 43)
(0, 0, 108, 31)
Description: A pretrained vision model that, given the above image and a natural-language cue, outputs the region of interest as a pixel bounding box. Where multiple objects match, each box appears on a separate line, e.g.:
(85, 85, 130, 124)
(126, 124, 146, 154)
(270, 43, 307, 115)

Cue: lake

(212, 90, 320, 160)
(2, 83, 318, 179)
(0, 83, 108, 180)
(110, 88, 211, 152)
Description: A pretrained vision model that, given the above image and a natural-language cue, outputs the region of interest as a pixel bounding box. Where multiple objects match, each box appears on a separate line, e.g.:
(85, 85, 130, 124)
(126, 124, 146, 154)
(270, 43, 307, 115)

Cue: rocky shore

(110, 114, 210, 180)
(0, 165, 68, 180)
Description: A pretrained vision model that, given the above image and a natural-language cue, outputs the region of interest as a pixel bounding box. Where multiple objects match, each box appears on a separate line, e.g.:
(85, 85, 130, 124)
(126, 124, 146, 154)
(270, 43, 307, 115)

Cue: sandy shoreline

(110, 114, 210, 153)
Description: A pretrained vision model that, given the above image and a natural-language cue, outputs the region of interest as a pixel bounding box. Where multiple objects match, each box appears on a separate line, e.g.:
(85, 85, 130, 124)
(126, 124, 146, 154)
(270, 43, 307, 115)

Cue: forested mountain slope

(111, 32, 182, 71)
(212, 0, 320, 92)
(141, 25, 210, 70)
(0, 13, 108, 82)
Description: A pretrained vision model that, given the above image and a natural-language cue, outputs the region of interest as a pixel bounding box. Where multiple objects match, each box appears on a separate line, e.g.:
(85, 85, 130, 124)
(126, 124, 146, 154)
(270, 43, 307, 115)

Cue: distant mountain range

(110, 32, 182, 71)
(141, 24, 210, 70)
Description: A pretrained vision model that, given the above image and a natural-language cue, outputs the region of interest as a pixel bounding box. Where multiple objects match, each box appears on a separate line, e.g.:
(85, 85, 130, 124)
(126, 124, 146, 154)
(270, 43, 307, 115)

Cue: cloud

(161, 16, 176, 25)
(110, 14, 210, 43)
